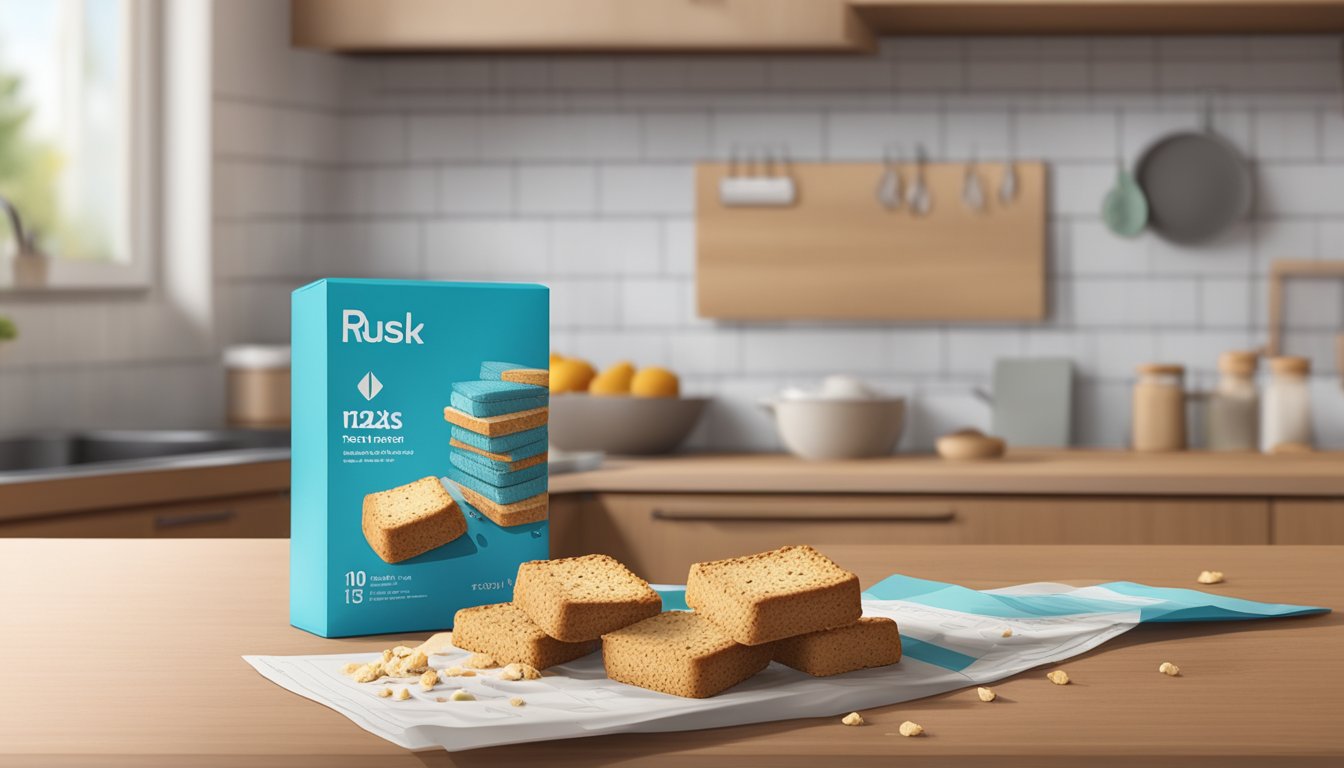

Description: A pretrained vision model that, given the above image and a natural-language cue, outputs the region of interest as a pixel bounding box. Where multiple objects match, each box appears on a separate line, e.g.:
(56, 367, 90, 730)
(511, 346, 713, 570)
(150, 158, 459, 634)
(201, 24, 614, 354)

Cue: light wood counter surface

(4, 539, 1339, 767)
(549, 449, 1344, 498)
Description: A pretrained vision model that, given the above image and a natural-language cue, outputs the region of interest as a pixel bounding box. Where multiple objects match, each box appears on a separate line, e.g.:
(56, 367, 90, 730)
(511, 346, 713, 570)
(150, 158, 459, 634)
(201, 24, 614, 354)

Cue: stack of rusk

(443, 361, 550, 527)
(452, 554, 663, 670)
(602, 545, 903, 698)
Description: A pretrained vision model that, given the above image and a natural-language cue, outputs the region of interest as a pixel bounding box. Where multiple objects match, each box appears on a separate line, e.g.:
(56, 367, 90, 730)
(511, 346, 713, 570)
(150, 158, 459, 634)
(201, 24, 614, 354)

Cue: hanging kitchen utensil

(1102, 160, 1149, 238)
(1134, 95, 1253, 244)
(906, 143, 932, 216)
(1000, 108, 1019, 205)
(875, 144, 902, 211)
(719, 143, 796, 207)
(962, 150, 986, 213)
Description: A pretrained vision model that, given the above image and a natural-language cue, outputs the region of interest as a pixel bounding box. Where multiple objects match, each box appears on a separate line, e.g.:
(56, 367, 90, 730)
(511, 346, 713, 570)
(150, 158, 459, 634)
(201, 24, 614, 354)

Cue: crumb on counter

(841, 712, 865, 726)
(977, 686, 996, 702)
(1197, 570, 1225, 585)
(1159, 662, 1181, 676)
(1047, 669, 1070, 685)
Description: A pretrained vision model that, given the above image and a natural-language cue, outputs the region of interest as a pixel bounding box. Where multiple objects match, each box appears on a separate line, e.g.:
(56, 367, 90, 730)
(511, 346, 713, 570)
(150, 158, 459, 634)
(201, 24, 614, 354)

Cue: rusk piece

(449, 426, 547, 457)
(514, 554, 662, 642)
(446, 466, 546, 506)
(602, 611, 772, 698)
(452, 602, 597, 669)
(450, 390, 549, 418)
(480, 361, 550, 388)
(451, 441, 548, 472)
(361, 477, 466, 564)
(458, 486, 548, 527)
(449, 451, 548, 488)
(443, 406, 549, 438)
(685, 545, 861, 646)
(772, 617, 902, 676)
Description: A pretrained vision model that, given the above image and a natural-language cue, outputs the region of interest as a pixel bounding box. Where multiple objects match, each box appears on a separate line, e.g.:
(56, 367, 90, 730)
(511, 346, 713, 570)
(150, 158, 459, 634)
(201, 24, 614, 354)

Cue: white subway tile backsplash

(1016, 113, 1115, 161)
(70, 19, 1342, 445)
(517, 165, 598, 214)
(642, 113, 712, 160)
(598, 165, 694, 214)
(423, 220, 549, 278)
(438, 165, 515, 214)
(1199, 278, 1255, 328)
(341, 115, 407, 164)
(825, 112, 941, 160)
(550, 220, 661, 275)
(741, 329, 891, 374)
(947, 331, 1025, 375)
(620, 278, 687, 327)
(1254, 111, 1320, 161)
(711, 112, 824, 159)
(479, 113, 641, 160)
(408, 115, 481, 160)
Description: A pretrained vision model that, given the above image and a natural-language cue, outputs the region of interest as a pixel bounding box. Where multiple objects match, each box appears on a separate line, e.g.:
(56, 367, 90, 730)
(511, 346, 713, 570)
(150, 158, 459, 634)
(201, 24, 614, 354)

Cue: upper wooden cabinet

(293, 0, 1344, 53)
(292, 0, 876, 53)
(851, 0, 1344, 35)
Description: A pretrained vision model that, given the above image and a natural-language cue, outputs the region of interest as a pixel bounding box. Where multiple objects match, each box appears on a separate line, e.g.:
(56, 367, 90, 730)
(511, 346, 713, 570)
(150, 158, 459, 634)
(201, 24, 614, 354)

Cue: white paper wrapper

(246, 585, 1142, 752)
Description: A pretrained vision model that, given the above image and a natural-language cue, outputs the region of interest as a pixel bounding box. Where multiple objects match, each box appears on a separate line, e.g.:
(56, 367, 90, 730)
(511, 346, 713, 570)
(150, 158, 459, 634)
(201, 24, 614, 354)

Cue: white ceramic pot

(762, 398, 905, 460)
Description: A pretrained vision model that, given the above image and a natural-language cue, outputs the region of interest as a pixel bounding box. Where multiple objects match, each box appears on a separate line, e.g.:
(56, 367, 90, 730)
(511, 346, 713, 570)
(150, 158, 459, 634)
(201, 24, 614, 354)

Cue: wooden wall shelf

(293, 0, 1344, 53)
(695, 161, 1047, 322)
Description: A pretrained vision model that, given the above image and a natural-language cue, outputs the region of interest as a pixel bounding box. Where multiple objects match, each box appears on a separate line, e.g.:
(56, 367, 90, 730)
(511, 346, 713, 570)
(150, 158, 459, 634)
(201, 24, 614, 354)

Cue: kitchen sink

(0, 429, 290, 474)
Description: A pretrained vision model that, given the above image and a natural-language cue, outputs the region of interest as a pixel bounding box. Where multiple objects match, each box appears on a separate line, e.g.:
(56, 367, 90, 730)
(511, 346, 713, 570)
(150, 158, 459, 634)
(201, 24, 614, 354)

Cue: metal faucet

(0, 194, 47, 288)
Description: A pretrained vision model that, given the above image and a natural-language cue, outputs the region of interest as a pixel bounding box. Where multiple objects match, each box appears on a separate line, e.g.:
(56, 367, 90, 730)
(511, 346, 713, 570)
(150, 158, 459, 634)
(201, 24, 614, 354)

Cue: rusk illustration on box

(290, 278, 549, 638)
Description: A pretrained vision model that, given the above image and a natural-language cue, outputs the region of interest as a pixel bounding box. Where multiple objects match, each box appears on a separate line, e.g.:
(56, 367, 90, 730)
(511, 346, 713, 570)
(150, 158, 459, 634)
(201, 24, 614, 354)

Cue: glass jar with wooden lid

(1132, 363, 1186, 452)
(1262, 355, 1312, 453)
(1207, 351, 1259, 452)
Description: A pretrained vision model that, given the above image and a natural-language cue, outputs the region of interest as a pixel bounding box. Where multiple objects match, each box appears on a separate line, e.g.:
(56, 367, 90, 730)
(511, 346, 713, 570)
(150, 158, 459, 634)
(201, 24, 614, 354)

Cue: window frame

(2, 0, 158, 292)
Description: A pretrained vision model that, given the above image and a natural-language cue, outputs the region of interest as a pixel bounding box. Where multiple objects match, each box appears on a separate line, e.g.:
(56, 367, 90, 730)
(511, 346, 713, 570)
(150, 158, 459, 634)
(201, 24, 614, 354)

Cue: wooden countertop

(0, 458, 289, 522)
(5, 539, 1339, 767)
(550, 449, 1344, 498)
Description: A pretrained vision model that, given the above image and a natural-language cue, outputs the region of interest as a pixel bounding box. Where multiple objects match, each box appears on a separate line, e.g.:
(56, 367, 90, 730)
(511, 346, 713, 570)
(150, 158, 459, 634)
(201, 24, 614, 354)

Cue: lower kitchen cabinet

(1272, 499, 1344, 544)
(0, 493, 290, 538)
(551, 493, 1272, 582)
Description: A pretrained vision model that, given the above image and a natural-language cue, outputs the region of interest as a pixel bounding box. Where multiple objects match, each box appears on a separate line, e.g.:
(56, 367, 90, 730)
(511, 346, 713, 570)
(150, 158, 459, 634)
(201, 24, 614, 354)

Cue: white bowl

(763, 397, 905, 460)
(548, 394, 709, 455)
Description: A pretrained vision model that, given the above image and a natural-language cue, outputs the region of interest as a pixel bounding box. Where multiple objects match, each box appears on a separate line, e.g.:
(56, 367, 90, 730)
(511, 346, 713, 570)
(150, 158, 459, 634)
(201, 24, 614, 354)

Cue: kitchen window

(0, 0, 156, 289)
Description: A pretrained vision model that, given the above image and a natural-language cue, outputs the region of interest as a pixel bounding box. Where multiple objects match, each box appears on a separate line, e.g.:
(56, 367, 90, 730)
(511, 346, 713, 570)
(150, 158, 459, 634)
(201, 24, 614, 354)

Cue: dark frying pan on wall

(1135, 119, 1253, 245)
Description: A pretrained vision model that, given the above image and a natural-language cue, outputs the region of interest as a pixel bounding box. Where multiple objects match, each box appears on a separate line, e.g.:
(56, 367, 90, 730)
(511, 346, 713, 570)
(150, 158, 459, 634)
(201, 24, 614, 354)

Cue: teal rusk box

(290, 278, 549, 638)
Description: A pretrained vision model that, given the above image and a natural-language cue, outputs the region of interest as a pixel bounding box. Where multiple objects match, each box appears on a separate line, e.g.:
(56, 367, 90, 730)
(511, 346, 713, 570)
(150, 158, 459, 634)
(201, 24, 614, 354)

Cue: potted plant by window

(0, 315, 15, 350)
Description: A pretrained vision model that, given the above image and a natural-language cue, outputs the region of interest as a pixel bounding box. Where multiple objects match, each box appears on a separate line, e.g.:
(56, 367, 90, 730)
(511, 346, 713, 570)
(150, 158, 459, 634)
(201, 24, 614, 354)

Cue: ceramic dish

(547, 394, 708, 455)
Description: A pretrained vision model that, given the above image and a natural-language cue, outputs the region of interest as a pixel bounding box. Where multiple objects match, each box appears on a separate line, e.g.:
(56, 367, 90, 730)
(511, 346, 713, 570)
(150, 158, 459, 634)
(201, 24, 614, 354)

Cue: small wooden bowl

(936, 430, 1006, 461)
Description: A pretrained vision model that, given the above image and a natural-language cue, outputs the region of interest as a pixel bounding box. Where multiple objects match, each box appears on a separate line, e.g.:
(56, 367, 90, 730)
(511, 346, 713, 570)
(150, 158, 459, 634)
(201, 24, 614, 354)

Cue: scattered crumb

(509, 697, 526, 708)
(394, 688, 411, 701)
(376, 687, 393, 698)
(450, 689, 476, 702)
(341, 662, 361, 675)
(351, 662, 385, 683)
(443, 666, 475, 677)
(1159, 662, 1181, 677)
(465, 653, 498, 669)
(417, 632, 454, 655)
(1197, 570, 1225, 585)
(1001, 628, 1013, 638)
(386, 651, 430, 678)
(897, 721, 924, 737)
(977, 686, 996, 702)
(841, 712, 865, 727)
(391, 645, 416, 658)
(419, 669, 440, 691)
(435, 697, 448, 703)
(381, 649, 394, 663)
(1047, 670, 1070, 686)
(499, 663, 542, 681)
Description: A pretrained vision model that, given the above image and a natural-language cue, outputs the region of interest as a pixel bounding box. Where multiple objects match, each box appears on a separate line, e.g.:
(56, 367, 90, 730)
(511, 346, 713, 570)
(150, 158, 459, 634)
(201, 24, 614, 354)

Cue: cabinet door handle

(154, 509, 236, 529)
(651, 507, 956, 523)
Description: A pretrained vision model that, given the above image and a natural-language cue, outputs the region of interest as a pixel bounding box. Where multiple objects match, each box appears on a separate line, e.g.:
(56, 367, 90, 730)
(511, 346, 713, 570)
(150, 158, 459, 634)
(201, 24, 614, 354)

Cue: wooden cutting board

(695, 161, 1047, 321)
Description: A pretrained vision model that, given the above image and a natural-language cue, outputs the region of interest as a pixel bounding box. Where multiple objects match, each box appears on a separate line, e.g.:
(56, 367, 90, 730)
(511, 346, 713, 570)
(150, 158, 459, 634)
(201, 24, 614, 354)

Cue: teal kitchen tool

(1102, 160, 1148, 237)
